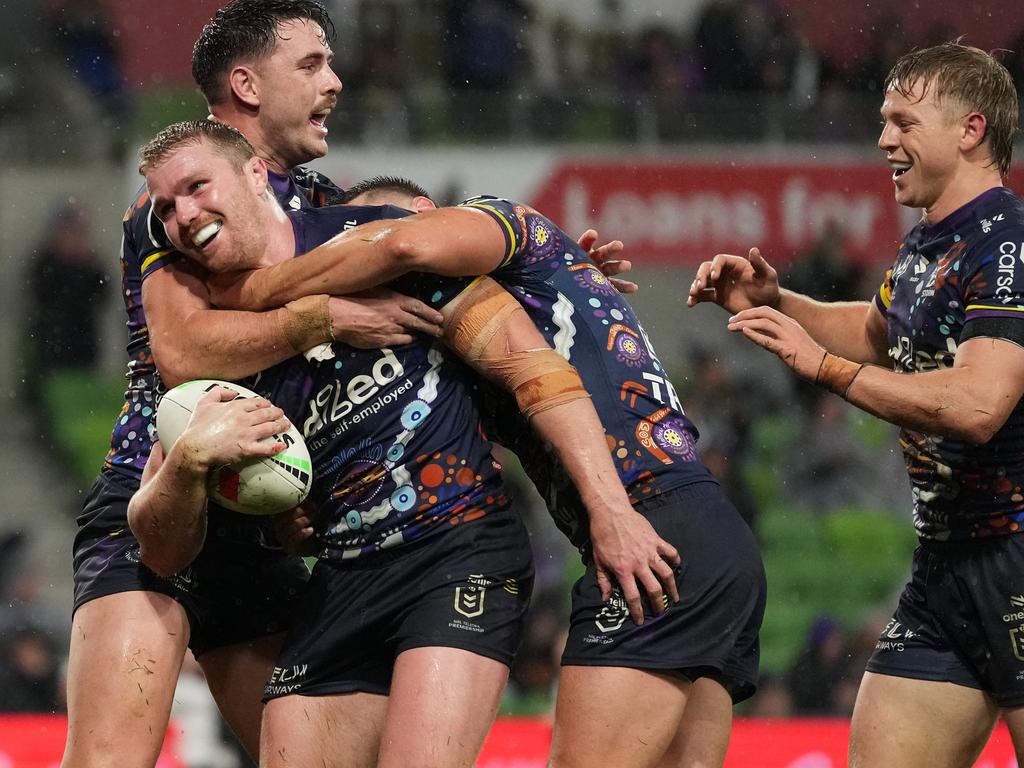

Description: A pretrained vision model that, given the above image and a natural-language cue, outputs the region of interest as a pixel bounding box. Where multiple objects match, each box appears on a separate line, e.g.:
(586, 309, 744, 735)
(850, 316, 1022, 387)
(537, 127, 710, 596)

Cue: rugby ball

(155, 379, 312, 515)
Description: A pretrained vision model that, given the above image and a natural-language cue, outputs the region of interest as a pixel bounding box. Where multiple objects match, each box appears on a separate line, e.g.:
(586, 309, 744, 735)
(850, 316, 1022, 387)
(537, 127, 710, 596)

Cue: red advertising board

(531, 160, 908, 267)
(0, 716, 1016, 766)
(0, 716, 181, 768)
(476, 718, 1019, 768)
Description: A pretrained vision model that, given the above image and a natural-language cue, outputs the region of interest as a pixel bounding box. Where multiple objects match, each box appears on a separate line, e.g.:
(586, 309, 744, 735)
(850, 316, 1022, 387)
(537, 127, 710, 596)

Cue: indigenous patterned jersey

(107, 168, 343, 484)
(874, 187, 1024, 541)
(460, 197, 716, 547)
(252, 206, 510, 563)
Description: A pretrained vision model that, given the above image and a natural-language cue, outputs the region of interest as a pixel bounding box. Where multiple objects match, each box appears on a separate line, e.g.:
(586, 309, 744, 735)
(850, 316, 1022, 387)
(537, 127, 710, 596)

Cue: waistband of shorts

(917, 529, 1024, 555)
(632, 480, 722, 513)
(317, 507, 518, 570)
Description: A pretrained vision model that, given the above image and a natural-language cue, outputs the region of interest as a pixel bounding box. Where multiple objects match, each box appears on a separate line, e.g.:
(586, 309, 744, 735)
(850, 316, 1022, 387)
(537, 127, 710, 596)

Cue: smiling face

(145, 138, 270, 273)
(248, 18, 341, 170)
(878, 78, 973, 218)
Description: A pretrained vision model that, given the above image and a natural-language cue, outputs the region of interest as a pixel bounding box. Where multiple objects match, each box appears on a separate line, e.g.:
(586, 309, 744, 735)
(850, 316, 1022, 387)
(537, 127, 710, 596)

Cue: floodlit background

(0, 1, 1020, 764)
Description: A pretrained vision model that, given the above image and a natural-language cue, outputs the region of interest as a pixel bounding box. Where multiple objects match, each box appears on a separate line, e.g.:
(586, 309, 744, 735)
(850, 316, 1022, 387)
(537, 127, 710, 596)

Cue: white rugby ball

(155, 379, 312, 516)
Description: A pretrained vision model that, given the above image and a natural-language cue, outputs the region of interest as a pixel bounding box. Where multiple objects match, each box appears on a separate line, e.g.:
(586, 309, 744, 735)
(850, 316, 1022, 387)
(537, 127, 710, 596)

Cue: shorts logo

(454, 574, 489, 619)
(1010, 628, 1024, 662)
(595, 590, 629, 634)
(1010, 594, 1024, 609)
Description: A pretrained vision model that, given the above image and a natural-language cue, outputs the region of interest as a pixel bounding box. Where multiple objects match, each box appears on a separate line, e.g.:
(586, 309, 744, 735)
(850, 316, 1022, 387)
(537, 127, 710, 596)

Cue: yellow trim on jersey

(877, 279, 893, 309)
(460, 202, 517, 266)
(966, 304, 1024, 313)
(453, 275, 486, 301)
(140, 248, 174, 276)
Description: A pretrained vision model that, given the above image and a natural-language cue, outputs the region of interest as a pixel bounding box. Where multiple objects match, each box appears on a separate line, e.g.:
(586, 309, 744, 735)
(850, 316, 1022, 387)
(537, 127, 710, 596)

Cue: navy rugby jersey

(874, 187, 1024, 541)
(459, 197, 716, 547)
(107, 167, 343, 483)
(251, 205, 510, 563)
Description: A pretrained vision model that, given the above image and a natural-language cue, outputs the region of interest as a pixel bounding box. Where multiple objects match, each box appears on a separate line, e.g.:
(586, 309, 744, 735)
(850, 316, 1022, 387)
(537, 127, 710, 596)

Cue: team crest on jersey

(454, 574, 490, 618)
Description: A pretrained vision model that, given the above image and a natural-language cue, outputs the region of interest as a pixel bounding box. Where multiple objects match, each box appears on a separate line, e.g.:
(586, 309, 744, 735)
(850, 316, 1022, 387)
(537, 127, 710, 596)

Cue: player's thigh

(551, 665, 690, 768)
(658, 675, 734, 768)
(849, 671, 997, 768)
(1000, 705, 1024, 763)
(260, 691, 388, 768)
(377, 646, 510, 768)
(63, 591, 190, 768)
(198, 631, 284, 762)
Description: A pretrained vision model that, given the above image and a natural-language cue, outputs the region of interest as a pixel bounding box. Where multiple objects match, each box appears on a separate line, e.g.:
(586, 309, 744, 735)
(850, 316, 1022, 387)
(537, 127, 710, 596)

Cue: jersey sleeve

(123, 184, 182, 281)
(960, 229, 1024, 348)
(457, 196, 528, 268)
(873, 267, 894, 318)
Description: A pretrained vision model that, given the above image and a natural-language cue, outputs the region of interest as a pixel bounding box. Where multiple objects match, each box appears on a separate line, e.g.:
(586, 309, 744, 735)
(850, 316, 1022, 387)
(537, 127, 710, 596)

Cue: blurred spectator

(22, 200, 109, 401)
(442, 0, 529, 136)
(784, 221, 862, 302)
(745, 673, 794, 718)
(786, 616, 853, 715)
(693, 0, 760, 91)
(0, 626, 65, 713)
(47, 0, 126, 121)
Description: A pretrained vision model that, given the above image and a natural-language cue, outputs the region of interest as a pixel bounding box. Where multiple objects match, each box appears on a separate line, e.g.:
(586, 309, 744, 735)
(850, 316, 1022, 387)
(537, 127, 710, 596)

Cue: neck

(211, 105, 291, 175)
(924, 161, 1003, 225)
(253, 194, 296, 268)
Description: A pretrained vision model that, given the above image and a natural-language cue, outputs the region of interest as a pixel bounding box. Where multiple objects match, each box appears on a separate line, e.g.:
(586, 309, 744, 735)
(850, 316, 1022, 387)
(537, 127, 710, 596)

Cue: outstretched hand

(589, 510, 681, 625)
(687, 247, 780, 312)
(579, 229, 638, 294)
(727, 305, 826, 381)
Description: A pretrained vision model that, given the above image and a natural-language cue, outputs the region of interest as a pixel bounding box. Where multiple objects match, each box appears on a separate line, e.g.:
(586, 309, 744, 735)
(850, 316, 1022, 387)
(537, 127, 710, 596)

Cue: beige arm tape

(280, 294, 334, 352)
(445, 278, 589, 418)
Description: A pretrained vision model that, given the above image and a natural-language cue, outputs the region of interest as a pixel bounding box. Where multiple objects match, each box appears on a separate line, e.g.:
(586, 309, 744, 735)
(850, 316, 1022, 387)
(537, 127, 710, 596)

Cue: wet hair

(138, 119, 256, 176)
(339, 175, 432, 205)
(192, 0, 335, 106)
(885, 42, 1019, 175)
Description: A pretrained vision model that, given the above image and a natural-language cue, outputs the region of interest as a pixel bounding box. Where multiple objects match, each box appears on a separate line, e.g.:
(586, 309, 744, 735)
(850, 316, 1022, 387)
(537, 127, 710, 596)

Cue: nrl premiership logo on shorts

(1007, 594, 1024, 662)
(454, 574, 490, 618)
(595, 589, 630, 633)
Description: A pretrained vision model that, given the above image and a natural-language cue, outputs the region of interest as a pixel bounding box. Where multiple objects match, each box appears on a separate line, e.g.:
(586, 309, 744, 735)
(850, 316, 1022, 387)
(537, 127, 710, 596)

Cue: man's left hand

(578, 229, 637, 294)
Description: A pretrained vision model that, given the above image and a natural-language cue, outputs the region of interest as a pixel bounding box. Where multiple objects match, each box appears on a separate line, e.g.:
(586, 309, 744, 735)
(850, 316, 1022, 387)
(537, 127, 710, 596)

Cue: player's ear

(246, 156, 269, 193)
(228, 65, 260, 108)
(411, 196, 437, 212)
(960, 111, 987, 154)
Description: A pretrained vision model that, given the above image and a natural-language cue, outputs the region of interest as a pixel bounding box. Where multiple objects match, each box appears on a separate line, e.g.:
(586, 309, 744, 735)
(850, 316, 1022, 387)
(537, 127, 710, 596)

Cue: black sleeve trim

(961, 317, 1024, 348)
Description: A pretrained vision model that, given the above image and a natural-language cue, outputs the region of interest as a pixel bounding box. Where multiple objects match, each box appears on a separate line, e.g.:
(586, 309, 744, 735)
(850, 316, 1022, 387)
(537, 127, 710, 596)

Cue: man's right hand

(328, 289, 444, 348)
(177, 387, 292, 471)
(687, 247, 781, 313)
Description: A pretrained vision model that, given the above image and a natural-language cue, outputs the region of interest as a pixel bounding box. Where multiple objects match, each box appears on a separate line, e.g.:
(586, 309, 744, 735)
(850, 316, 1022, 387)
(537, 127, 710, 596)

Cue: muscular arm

(127, 388, 292, 577)
(776, 290, 891, 365)
(844, 336, 1024, 442)
(442, 278, 680, 623)
(210, 208, 507, 311)
(143, 265, 330, 388)
(127, 439, 209, 578)
(729, 306, 1024, 443)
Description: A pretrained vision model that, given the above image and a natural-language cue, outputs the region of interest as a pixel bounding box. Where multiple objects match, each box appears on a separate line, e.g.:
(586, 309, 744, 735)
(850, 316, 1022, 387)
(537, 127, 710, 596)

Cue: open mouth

(889, 161, 912, 180)
(310, 110, 330, 136)
(192, 220, 223, 249)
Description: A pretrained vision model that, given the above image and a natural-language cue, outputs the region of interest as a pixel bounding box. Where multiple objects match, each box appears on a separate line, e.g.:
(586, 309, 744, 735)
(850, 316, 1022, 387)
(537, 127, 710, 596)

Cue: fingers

(637, 569, 670, 617)
(617, 579, 646, 626)
(654, 557, 680, 605)
(596, 569, 613, 604)
(609, 277, 639, 295)
(398, 311, 442, 339)
(402, 298, 445, 327)
(590, 241, 626, 264)
(597, 257, 631, 277)
(576, 228, 598, 252)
